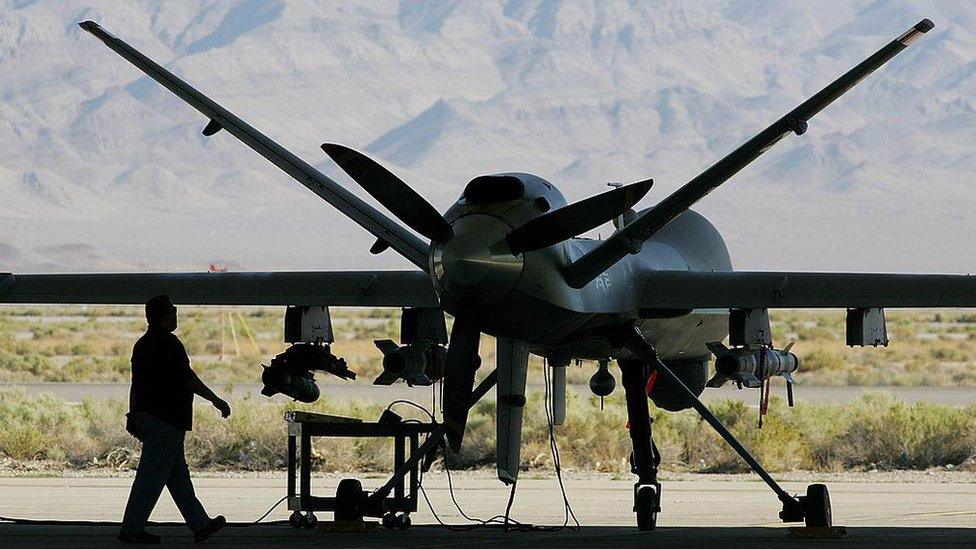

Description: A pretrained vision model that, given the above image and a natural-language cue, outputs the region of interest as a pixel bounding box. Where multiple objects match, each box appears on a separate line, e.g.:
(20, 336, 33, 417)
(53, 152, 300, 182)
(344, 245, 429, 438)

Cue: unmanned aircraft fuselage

(432, 172, 730, 360)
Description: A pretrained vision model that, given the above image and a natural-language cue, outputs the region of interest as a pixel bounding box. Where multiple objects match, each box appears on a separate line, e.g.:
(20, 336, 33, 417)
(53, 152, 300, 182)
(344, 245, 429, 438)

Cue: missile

(705, 341, 798, 389)
(373, 339, 445, 386)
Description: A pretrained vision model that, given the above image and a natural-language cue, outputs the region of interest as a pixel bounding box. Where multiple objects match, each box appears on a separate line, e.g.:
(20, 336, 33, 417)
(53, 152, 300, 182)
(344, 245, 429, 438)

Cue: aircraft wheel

(382, 513, 396, 530)
(396, 513, 411, 530)
(288, 510, 303, 529)
(302, 512, 318, 529)
(635, 485, 659, 531)
(803, 484, 832, 528)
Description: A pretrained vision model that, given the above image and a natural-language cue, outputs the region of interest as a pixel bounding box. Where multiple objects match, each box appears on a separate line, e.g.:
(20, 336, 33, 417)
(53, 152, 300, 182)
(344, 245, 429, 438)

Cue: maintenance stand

(285, 410, 437, 530)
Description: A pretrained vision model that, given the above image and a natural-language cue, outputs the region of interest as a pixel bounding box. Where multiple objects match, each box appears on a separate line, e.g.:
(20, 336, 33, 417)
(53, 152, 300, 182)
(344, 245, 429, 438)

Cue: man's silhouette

(119, 295, 232, 544)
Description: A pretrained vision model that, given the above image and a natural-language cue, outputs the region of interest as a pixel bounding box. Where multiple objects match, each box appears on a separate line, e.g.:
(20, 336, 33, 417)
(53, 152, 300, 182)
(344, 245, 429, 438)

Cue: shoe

(117, 531, 161, 544)
(194, 515, 227, 543)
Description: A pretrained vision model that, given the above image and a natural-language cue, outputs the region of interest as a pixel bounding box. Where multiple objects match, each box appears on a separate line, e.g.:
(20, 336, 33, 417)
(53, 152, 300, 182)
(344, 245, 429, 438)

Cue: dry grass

(1, 306, 975, 386)
(1, 306, 975, 474)
(1, 389, 973, 474)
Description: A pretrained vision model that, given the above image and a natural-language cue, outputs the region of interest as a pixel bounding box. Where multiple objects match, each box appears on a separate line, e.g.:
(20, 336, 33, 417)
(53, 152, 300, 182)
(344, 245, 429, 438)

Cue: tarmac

(0, 472, 973, 547)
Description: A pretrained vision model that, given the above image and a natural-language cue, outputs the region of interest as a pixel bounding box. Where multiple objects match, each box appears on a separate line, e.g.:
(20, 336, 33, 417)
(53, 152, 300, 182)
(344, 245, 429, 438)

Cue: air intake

(463, 175, 524, 204)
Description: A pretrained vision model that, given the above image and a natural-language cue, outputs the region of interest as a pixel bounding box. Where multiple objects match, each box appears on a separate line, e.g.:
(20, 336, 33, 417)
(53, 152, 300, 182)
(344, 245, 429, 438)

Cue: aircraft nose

(431, 214, 523, 302)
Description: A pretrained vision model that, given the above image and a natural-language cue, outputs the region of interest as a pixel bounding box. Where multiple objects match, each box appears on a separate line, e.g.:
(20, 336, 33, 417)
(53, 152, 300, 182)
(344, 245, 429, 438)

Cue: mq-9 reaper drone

(3, 17, 972, 531)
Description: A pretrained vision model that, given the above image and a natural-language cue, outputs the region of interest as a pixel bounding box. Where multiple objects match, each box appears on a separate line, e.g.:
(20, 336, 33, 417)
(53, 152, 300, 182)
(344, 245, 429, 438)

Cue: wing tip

(898, 19, 935, 46)
(78, 20, 100, 33)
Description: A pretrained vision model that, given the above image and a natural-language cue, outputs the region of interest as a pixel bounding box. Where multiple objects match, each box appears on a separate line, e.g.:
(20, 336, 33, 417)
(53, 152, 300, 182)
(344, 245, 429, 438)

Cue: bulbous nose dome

(431, 214, 523, 303)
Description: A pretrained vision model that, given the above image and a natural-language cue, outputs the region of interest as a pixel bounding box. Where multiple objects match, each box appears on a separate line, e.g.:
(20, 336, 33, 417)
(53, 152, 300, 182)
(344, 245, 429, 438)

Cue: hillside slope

(2, 1, 974, 273)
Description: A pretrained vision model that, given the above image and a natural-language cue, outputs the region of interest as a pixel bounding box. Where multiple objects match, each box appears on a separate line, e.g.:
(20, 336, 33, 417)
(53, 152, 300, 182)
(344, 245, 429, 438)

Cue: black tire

(303, 512, 318, 530)
(635, 485, 658, 531)
(382, 513, 396, 530)
(804, 484, 832, 528)
(396, 513, 411, 530)
(335, 478, 365, 521)
(288, 511, 303, 529)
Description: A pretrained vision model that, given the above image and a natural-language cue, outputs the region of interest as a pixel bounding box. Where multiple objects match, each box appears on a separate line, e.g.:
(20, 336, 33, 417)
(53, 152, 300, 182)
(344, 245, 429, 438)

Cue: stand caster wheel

(803, 484, 832, 528)
(302, 512, 318, 529)
(288, 511, 303, 529)
(634, 484, 660, 531)
(383, 512, 411, 530)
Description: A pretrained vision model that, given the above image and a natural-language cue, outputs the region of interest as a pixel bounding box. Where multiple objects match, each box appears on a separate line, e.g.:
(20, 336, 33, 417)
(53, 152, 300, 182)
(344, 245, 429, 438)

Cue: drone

(3, 17, 970, 531)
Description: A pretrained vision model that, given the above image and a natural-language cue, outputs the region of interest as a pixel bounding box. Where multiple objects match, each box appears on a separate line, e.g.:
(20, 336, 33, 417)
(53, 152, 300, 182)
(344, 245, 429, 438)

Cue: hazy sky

(2, 1, 974, 273)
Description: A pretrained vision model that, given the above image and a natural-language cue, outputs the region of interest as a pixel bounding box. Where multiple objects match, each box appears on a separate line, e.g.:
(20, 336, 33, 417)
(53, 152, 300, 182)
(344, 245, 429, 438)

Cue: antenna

(606, 182, 625, 229)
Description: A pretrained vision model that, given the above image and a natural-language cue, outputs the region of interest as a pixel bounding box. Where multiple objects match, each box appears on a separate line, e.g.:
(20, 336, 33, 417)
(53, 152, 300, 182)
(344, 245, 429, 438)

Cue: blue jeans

(120, 412, 210, 533)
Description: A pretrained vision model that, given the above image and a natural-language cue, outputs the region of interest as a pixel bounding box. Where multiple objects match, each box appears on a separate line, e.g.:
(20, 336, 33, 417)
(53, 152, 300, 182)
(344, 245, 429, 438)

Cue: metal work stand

(285, 413, 436, 530)
(282, 372, 498, 531)
(622, 324, 831, 530)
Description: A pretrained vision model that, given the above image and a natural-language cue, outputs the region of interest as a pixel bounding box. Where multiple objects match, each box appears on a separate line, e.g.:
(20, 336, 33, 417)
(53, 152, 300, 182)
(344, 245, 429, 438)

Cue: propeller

(320, 147, 649, 452)
(503, 178, 653, 254)
(321, 143, 453, 244)
(441, 315, 482, 451)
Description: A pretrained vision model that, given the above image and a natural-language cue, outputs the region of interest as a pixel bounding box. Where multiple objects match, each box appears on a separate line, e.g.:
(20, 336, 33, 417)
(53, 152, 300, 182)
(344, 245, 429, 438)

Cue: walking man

(119, 295, 232, 544)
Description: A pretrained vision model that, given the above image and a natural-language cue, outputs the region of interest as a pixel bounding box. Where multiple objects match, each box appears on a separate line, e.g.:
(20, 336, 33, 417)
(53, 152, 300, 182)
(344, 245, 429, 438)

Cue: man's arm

(187, 373, 231, 418)
(173, 337, 231, 418)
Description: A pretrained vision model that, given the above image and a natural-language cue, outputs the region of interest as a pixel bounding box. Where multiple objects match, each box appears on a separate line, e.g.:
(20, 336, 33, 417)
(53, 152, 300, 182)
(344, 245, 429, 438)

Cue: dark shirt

(129, 327, 196, 431)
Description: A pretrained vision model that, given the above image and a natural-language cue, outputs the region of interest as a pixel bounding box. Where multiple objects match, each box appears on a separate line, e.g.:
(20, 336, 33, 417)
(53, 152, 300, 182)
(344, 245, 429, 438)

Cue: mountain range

(2, 0, 974, 274)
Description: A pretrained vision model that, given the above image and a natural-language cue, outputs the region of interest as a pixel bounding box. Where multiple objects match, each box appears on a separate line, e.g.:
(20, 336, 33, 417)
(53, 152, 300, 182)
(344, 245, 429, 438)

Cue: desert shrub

(827, 394, 976, 469)
(929, 346, 969, 362)
(1, 388, 974, 474)
(799, 348, 845, 372)
(0, 350, 52, 378)
(0, 389, 92, 462)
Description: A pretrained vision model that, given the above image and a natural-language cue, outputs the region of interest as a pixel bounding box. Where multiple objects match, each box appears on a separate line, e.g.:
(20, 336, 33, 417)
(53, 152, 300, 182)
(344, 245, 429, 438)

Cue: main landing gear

(621, 324, 833, 531)
(618, 358, 662, 531)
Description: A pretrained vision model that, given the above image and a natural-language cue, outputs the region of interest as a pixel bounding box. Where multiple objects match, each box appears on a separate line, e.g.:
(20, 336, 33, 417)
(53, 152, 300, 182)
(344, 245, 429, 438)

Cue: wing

(77, 21, 429, 271)
(640, 271, 976, 310)
(0, 271, 438, 307)
(564, 19, 935, 288)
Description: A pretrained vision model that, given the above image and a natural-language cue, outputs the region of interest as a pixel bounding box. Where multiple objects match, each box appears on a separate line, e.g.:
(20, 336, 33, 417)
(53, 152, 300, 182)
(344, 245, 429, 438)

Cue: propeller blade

(504, 178, 653, 254)
(442, 316, 482, 452)
(322, 143, 453, 243)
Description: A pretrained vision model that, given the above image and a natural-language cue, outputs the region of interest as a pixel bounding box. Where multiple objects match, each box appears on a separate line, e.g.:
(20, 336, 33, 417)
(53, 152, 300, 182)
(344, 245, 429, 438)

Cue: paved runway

(1, 473, 973, 547)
